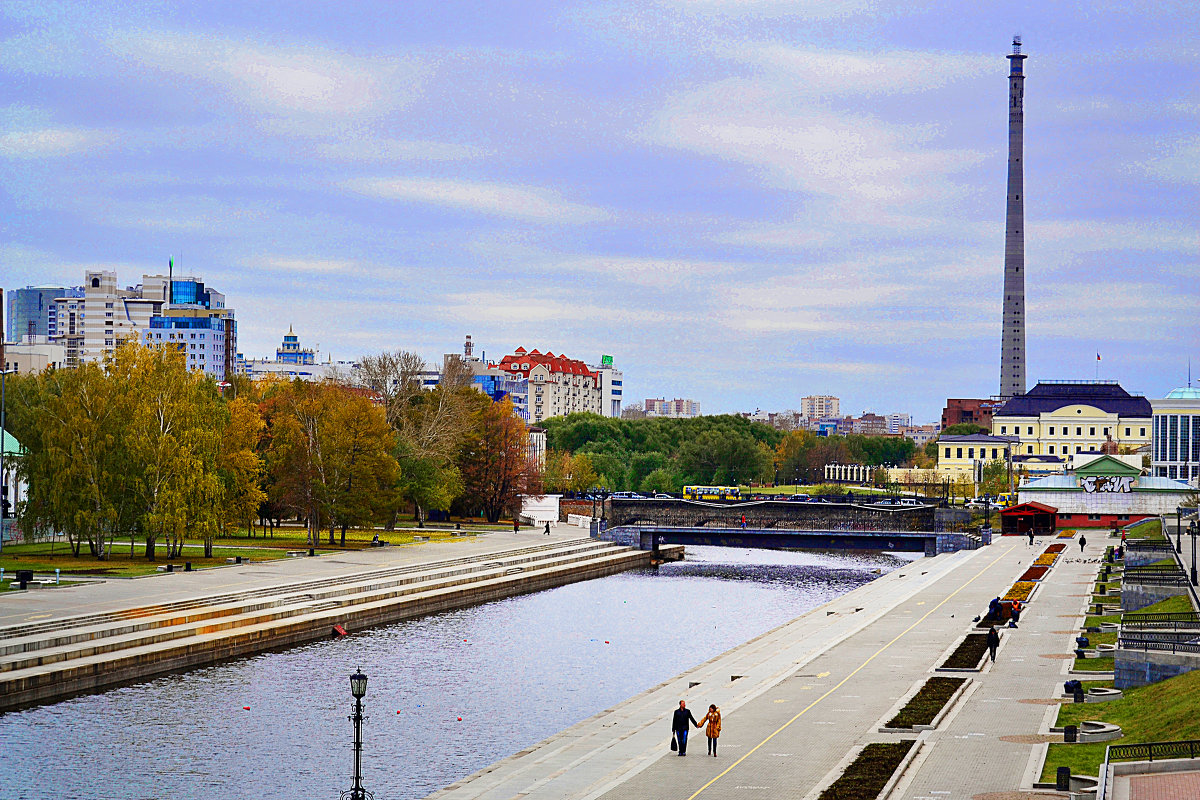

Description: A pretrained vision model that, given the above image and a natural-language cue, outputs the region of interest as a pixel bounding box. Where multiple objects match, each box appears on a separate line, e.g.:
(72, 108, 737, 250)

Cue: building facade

(497, 348, 602, 424)
(1152, 387, 1200, 485)
(6, 285, 73, 342)
(1019, 455, 1192, 528)
(594, 355, 623, 418)
(941, 398, 1003, 430)
(885, 413, 912, 433)
(991, 381, 1152, 458)
(1, 338, 68, 374)
(646, 398, 701, 418)
(936, 433, 1018, 478)
(142, 315, 230, 381)
(275, 326, 315, 365)
(801, 395, 840, 420)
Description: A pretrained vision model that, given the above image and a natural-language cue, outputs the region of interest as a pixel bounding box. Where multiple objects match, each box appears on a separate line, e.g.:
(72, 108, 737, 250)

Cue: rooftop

(1165, 386, 1200, 400)
(995, 381, 1151, 418)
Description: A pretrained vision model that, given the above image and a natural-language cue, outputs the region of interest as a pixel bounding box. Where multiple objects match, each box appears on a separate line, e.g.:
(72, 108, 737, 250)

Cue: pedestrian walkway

(426, 534, 1105, 800)
(0, 527, 586, 629)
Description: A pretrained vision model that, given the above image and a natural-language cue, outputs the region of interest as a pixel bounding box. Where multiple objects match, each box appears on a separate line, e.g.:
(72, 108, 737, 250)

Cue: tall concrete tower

(999, 36, 1027, 399)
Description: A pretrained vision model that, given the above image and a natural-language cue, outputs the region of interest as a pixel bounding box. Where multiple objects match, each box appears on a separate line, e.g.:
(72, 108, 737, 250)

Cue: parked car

(898, 499, 924, 507)
(610, 491, 644, 499)
(652, 493, 675, 499)
(788, 494, 812, 502)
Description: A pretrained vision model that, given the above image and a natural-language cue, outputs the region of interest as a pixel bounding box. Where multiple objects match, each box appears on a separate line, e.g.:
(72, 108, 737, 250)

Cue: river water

(1, 546, 917, 800)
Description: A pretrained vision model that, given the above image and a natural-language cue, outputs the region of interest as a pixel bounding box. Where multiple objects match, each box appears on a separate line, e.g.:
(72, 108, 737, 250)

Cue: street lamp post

(342, 668, 372, 800)
(0, 368, 16, 556)
(1177, 507, 1183, 554)
(1191, 521, 1198, 588)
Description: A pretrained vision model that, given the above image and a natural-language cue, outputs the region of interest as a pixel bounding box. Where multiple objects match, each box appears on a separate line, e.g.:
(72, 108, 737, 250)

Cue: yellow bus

(996, 492, 1018, 508)
(683, 485, 742, 501)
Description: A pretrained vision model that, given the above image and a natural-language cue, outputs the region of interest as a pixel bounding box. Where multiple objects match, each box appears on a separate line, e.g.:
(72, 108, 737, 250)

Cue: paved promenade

(0, 526, 589, 629)
(429, 534, 1105, 800)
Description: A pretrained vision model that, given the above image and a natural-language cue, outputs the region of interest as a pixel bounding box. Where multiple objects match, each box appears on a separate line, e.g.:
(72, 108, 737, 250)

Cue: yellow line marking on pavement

(816, 671, 830, 678)
(685, 544, 1015, 800)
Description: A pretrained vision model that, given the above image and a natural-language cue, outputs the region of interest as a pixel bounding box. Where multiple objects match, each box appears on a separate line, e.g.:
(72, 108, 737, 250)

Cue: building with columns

(1152, 386, 1200, 485)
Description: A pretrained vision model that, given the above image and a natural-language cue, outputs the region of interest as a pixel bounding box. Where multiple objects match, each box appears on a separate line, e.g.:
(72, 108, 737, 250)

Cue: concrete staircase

(0, 538, 651, 711)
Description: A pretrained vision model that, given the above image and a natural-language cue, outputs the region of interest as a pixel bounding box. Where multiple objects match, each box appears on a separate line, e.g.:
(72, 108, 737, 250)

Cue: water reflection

(1, 546, 916, 800)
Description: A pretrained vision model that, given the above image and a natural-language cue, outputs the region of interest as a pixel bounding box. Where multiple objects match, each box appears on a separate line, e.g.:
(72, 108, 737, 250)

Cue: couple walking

(671, 700, 721, 756)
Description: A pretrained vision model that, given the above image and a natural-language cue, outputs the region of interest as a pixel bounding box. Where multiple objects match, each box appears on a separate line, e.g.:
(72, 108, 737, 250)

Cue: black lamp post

(1177, 507, 1183, 554)
(1190, 521, 1198, 587)
(343, 668, 372, 800)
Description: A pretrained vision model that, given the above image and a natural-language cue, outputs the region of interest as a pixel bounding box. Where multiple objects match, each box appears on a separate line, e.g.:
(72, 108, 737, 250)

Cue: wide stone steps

(1, 541, 654, 710)
(0, 538, 596, 641)
(0, 539, 623, 670)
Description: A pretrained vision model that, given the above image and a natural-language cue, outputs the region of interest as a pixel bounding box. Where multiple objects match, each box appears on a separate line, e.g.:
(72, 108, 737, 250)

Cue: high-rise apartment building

(801, 395, 840, 420)
(885, 413, 912, 433)
(999, 37, 1028, 399)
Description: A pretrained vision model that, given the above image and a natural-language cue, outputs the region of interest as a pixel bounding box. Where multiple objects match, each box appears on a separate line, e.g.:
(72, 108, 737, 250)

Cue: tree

(319, 390, 398, 546)
(941, 423, 989, 436)
(457, 397, 539, 523)
(640, 467, 679, 494)
(678, 430, 772, 486)
(215, 396, 267, 554)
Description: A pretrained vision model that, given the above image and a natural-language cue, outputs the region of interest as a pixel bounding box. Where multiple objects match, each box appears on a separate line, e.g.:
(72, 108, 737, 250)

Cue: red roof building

(495, 347, 602, 423)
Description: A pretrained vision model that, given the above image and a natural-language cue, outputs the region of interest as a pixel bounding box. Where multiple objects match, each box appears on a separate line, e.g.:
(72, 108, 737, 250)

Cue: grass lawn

(1080, 631, 1117, 646)
(0, 541, 329, 577)
(1130, 595, 1196, 615)
(1130, 520, 1166, 541)
(1042, 668, 1200, 781)
(1083, 613, 1120, 628)
(1071, 656, 1114, 672)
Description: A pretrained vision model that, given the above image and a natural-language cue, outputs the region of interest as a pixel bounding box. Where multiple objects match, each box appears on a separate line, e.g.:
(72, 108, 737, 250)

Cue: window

(1103, 428, 1109, 436)
(1000, 426, 1007, 434)
(1140, 428, 1146, 437)
(1076, 446, 1082, 453)
(992, 448, 999, 459)
(1076, 427, 1082, 436)
(956, 448, 962, 459)
(1048, 426, 1055, 435)
(1090, 427, 1096, 436)
(1048, 446, 1055, 454)
(1027, 426, 1033, 435)
(1125, 428, 1131, 437)
(968, 448, 975, 459)
(1027, 445, 1033, 453)
(944, 448, 951, 459)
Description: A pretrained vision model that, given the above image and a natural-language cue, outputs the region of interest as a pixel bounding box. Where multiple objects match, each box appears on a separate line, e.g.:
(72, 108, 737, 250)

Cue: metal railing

(1121, 569, 1189, 586)
(1121, 611, 1200, 628)
(1125, 539, 1175, 551)
(1118, 636, 1200, 655)
(1107, 739, 1200, 762)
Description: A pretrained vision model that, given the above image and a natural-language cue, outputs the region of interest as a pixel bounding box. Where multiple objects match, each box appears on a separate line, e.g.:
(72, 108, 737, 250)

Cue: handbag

(670, 734, 677, 752)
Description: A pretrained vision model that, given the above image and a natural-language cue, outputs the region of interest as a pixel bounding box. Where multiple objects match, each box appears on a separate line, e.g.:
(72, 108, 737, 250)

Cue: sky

(2, 1, 1198, 422)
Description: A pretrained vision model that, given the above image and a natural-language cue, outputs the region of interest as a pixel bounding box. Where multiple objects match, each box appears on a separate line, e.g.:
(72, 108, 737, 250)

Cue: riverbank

(0, 530, 676, 711)
(426, 535, 1093, 800)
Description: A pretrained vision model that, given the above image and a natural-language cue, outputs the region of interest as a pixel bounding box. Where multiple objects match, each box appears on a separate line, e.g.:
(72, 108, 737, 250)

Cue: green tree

(457, 397, 539, 523)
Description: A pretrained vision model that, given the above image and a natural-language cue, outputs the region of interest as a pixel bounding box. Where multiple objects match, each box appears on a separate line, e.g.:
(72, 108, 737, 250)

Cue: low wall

(1116, 647, 1200, 690)
(1121, 583, 1191, 612)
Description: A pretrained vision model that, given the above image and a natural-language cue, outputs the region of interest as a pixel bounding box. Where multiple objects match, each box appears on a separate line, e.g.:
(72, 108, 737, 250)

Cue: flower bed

(1057, 529, 1077, 538)
(886, 677, 966, 729)
(1003, 581, 1036, 602)
(941, 634, 990, 669)
(1034, 553, 1059, 567)
(1018, 565, 1050, 582)
(1045, 543, 1067, 553)
(818, 741, 915, 800)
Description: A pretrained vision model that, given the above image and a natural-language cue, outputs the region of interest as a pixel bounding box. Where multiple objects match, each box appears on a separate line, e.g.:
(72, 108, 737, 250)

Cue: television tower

(999, 36, 1027, 399)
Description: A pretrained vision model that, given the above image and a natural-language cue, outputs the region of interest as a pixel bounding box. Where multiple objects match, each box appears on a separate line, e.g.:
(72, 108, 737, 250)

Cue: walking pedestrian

(740, 514, 746, 529)
(698, 704, 722, 757)
(1027, 529, 1034, 546)
(987, 626, 1001, 661)
(544, 521, 551, 535)
(1079, 535, 1087, 552)
(1121, 529, 1127, 544)
(513, 519, 520, 533)
(671, 701, 699, 756)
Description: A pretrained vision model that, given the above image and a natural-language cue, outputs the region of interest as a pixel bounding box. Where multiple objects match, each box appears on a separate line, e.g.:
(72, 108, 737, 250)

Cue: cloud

(315, 137, 486, 163)
(111, 30, 424, 117)
(733, 46, 992, 95)
(0, 127, 116, 158)
(340, 176, 612, 224)
(1138, 135, 1200, 184)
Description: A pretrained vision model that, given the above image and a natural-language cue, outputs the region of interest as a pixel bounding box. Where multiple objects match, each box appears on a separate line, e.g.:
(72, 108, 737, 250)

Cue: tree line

(5, 345, 538, 559)
(539, 414, 917, 493)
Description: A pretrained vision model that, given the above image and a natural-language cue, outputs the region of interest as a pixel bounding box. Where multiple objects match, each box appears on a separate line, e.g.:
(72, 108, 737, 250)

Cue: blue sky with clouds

(3, 1, 1197, 421)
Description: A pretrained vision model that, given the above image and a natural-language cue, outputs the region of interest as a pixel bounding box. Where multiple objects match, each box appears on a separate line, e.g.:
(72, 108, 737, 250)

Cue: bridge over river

(597, 497, 980, 556)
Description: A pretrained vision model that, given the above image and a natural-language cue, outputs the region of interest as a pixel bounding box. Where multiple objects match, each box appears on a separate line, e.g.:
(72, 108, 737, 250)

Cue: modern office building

(6, 285, 78, 343)
(1, 338, 68, 374)
(594, 354, 623, 418)
(885, 413, 912, 434)
(142, 315, 230, 381)
(991, 381, 1152, 458)
(1151, 386, 1200, 484)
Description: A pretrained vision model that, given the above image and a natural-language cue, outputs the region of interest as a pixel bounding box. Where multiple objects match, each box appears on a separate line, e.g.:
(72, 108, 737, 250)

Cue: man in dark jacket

(672, 700, 699, 756)
(987, 626, 1001, 661)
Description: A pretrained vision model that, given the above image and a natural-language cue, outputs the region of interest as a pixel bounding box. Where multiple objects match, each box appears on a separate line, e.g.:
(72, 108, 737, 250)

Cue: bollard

(1075, 648, 1086, 659)
(1073, 685, 1085, 703)
(235, 556, 242, 564)
(166, 564, 174, 573)
(1063, 726, 1078, 744)
(308, 547, 315, 557)
(1056, 766, 1072, 790)
(1098, 584, 1106, 595)
(184, 562, 192, 572)
(1, 567, 5, 584)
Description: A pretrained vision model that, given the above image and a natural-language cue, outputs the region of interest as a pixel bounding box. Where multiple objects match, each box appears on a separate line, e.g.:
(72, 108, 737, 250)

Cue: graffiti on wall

(1081, 476, 1134, 494)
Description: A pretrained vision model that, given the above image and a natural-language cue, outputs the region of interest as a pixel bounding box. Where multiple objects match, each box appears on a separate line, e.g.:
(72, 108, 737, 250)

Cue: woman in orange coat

(697, 704, 722, 756)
